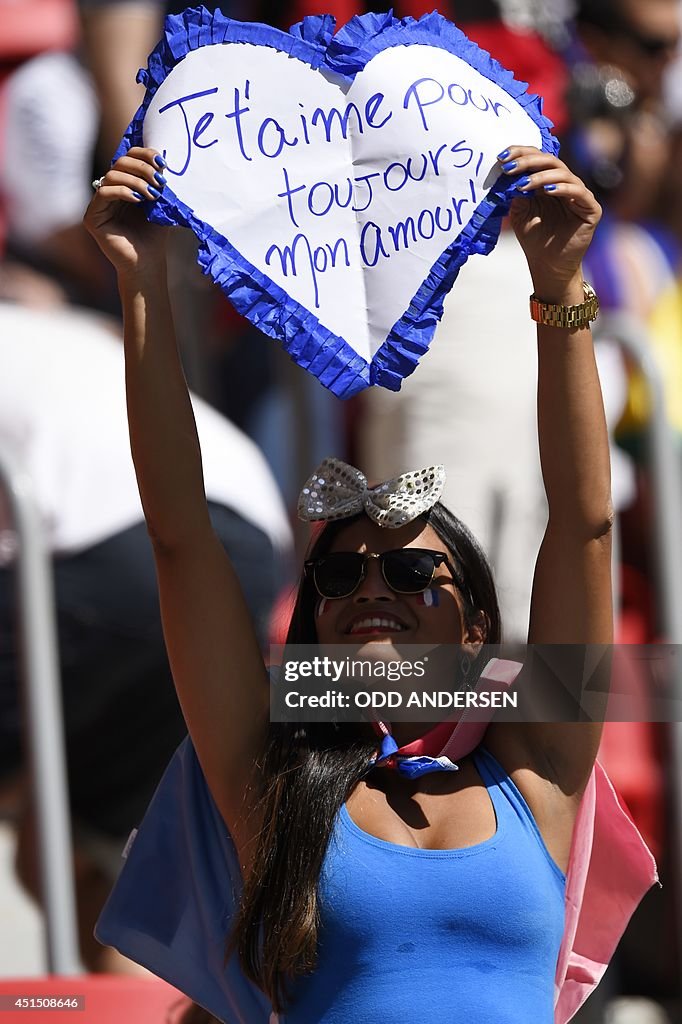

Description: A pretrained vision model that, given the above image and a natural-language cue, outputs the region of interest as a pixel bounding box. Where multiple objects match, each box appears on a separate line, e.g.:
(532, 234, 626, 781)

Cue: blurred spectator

(564, 6, 682, 539)
(0, 301, 291, 970)
(571, 0, 681, 226)
(79, 0, 257, 162)
(0, 51, 116, 309)
(80, 0, 165, 163)
(0, 0, 120, 311)
(575, 0, 681, 103)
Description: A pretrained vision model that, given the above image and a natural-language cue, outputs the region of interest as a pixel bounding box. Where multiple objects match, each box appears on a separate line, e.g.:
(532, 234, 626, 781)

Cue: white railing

(0, 448, 80, 974)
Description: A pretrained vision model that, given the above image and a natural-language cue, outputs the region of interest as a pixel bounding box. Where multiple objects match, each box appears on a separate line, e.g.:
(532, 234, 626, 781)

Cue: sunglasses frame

(610, 18, 679, 56)
(304, 547, 464, 600)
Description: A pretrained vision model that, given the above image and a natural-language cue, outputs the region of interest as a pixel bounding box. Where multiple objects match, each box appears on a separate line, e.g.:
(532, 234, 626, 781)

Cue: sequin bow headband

(297, 457, 445, 529)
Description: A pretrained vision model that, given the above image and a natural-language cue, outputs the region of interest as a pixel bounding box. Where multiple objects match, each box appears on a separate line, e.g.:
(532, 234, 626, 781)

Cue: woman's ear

(462, 609, 488, 657)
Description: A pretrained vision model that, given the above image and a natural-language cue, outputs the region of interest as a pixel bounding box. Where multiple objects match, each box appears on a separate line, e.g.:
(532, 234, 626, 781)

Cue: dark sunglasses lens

(383, 550, 436, 593)
(314, 553, 365, 598)
(622, 25, 677, 55)
(644, 38, 674, 55)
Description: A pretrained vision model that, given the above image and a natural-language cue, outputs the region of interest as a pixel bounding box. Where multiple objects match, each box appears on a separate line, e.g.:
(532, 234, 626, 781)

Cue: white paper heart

(122, 8, 557, 397)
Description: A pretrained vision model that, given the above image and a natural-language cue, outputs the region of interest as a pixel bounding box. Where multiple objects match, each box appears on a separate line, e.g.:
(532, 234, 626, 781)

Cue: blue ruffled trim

(116, 6, 559, 398)
(146, 184, 371, 396)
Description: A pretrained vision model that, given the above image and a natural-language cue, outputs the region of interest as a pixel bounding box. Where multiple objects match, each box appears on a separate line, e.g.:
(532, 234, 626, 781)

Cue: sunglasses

(617, 23, 679, 57)
(304, 548, 464, 600)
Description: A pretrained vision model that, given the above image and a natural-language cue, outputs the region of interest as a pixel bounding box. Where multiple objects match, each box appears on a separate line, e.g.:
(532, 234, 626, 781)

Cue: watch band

(529, 281, 600, 329)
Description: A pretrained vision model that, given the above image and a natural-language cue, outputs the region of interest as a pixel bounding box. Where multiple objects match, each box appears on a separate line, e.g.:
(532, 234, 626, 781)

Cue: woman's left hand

(500, 147, 602, 298)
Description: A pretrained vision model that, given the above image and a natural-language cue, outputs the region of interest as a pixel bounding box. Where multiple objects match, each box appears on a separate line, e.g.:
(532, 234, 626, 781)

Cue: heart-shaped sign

(121, 8, 557, 398)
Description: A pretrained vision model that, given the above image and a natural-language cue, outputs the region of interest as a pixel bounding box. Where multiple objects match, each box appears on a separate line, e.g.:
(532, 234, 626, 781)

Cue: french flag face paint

(417, 587, 440, 608)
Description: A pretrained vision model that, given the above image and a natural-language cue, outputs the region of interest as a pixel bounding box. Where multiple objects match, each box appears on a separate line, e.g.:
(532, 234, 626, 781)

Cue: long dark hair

(231, 502, 501, 1011)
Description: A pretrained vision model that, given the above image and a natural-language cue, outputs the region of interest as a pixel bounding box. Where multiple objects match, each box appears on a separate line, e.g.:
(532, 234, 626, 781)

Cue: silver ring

(91, 176, 106, 191)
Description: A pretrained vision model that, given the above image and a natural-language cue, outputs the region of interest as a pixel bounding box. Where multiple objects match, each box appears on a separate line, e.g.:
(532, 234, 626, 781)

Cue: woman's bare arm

(490, 149, 610, 794)
(84, 149, 269, 855)
(524, 275, 612, 790)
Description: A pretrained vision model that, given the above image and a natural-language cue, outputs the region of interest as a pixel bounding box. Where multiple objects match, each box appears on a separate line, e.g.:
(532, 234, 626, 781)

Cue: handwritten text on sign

(144, 43, 542, 361)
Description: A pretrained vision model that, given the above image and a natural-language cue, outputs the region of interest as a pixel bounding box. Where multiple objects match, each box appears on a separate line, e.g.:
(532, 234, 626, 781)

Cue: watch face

(529, 283, 599, 328)
(582, 282, 600, 322)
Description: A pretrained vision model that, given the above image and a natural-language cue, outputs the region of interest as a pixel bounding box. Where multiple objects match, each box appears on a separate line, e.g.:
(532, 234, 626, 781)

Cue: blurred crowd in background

(1, 0, 682, 1021)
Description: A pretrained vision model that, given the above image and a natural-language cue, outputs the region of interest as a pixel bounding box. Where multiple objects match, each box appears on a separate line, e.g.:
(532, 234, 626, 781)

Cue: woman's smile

(345, 612, 410, 636)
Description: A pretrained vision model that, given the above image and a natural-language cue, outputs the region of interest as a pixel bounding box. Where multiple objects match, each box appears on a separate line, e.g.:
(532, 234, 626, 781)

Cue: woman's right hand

(83, 147, 169, 277)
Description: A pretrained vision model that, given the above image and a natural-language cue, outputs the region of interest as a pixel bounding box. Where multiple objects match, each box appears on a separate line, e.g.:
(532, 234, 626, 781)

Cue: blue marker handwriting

(277, 139, 484, 228)
(153, 68, 510, 312)
(156, 75, 508, 178)
(265, 176, 481, 309)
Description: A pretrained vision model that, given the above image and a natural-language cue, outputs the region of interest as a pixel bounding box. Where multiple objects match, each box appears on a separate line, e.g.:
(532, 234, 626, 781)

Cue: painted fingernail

(154, 171, 167, 186)
(154, 154, 167, 169)
(497, 149, 510, 160)
(501, 161, 517, 172)
(131, 191, 145, 201)
(148, 185, 161, 199)
(544, 183, 557, 192)
(516, 176, 532, 190)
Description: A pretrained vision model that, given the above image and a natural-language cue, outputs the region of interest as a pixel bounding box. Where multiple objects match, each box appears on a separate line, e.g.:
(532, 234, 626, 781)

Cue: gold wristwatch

(529, 281, 599, 329)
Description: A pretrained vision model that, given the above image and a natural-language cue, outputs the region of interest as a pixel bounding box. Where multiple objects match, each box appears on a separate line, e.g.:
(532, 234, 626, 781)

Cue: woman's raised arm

(498, 148, 611, 790)
(84, 149, 269, 860)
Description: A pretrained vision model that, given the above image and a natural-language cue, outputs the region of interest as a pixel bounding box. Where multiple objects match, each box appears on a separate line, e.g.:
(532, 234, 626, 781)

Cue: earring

(460, 654, 473, 692)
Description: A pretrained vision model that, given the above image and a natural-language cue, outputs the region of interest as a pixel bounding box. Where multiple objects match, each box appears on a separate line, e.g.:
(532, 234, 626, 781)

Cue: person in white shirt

(0, 301, 291, 971)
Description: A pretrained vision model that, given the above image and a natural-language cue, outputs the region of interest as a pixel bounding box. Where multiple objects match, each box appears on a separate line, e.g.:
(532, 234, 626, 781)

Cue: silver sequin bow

(297, 457, 446, 529)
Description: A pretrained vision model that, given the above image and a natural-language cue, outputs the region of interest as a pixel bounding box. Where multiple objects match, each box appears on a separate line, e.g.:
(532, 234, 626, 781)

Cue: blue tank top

(284, 746, 566, 1024)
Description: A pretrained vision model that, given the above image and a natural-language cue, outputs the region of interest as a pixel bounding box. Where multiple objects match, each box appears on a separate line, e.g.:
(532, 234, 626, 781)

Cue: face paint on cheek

(316, 597, 331, 617)
(417, 587, 440, 608)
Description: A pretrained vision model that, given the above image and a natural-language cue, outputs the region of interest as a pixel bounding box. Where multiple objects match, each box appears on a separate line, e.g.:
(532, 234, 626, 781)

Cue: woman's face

(312, 517, 483, 650)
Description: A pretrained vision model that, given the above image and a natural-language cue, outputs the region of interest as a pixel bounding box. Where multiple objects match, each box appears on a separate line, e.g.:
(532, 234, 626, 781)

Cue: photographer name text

(284, 689, 517, 709)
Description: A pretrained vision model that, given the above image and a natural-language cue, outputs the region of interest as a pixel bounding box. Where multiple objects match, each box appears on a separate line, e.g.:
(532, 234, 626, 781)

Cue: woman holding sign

(85, 145, 655, 1023)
